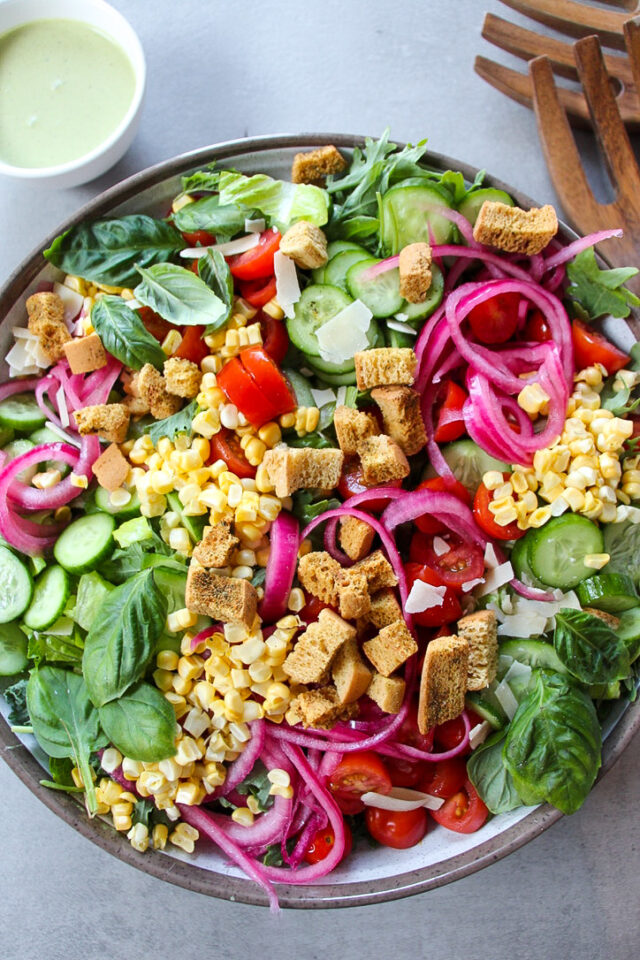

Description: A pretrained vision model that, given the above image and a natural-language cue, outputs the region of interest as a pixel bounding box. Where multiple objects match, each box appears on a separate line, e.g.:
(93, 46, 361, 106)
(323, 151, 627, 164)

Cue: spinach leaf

(147, 400, 197, 445)
(98, 681, 176, 762)
(134, 263, 228, 328)
(5, 678, 29, 726)
(181, 163, 218, 193)
(26, 666, 107, 815)
(198, 250, 233, 330)
(48, 756, 76, 786)
(83, 570, 167, 706)
(44, 215, 184, 287)
(467, 729, 523, 815)
(503, 671, 602, 815)
(616, 607, 640, 663)
(91, 296, 166, 371)
(554, 608, 630, 685)
(174, 196, 252, 241)
(566, 247, 640, 320)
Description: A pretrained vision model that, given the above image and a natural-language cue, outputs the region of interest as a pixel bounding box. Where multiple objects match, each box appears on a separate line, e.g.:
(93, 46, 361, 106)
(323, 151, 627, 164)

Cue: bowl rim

(0, 0, 146, 179)
(1, 131, 639, 908)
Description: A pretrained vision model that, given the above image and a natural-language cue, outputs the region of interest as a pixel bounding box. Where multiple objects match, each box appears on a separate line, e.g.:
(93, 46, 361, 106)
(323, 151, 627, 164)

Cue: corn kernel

(121, 758, 143, 780)
(224, 689, 244, 722)
(169, 527, 191, 554)
(152, 823, 169, 850)
(175, 781, 205, 806)
(162, 329, 183, 356)
(231, 806, 255, 827)
(583, 553, 610, 570)
(526, 505, 553, 528)
(100, 748, 123, 775)
(113, 813, 133, 832)
(169, 823, 199, 853)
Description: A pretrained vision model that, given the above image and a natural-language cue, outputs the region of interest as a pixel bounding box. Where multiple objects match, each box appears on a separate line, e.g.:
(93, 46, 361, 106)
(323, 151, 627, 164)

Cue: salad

(1, 132, 640, 910)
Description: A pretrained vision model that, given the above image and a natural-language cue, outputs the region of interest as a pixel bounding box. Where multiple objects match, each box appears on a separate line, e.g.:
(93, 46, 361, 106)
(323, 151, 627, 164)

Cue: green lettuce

(215, 170, 329, 230)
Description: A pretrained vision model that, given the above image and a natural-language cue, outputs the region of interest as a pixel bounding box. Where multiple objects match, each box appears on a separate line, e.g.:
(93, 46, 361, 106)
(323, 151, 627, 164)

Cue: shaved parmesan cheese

(56, 384, 69, 428)
(469, 721, 493, 750)
(406, 580, 446, 613)
(335, 386, 347, 408)
(180, 233, 260, 258)
(387, 320, 417, 335)
(362, 788, 444, 812)
(477, 560, 514, 596)
(53, 281, 84, 325)
(273, 250, 301, 319)
(26, 338, 50, 369)
(462, 577, 485, 593)
(394, 312, 409, 322)
(497, 612, 547, 638)
(432, 536, 449, 557)
(311, 387, 336, 409)
(316, 299, 371, 364)
(244, 217, 266, 233)
(484, 543, 501, 569)
(503, 659, 532, 686)
(494, 679, 520, 721)
(125, 298, 141, 310)
(12, 327, 37, 341)
(6, 340, 32, 372)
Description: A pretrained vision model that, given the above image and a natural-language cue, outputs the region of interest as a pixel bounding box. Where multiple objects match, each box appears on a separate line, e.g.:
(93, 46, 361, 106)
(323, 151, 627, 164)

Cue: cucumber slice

(166, 492, 207, 544)
(0, 621, 29, 676)
(54, 513, 116, 574)
(510, 536, 547, 589)
(616, 607, 640, 663)
(0, 425, 14, 447)
(304, 319, 382, 377)
(0, 546, 33, 623)
(287, 284, 353, 357)
(346, 258, 404, 318)
(423, 438, 510, 497)
(400, 264, 445, 325)
(310, 368, 358, 387)
(94, 485, 142, 519)
(458, 188, 515, 225)
(603, 520, 640, 584)
(325, 248, 372, 293)
(385, 327, 416, 349)
(3, 439, 37, 483)
(528, 515, 604, 590)
(282, 368, 315, 407)
(499, 638, 567, 674)
(0, 393, 46, 433)
(29, 426, 62, 446)
(576, 573, 639, 613)
(465, 691, 505, 729)
(326, 240, 368, 259)
(380, 180, 456, 254)
(23, 565, 71, 631)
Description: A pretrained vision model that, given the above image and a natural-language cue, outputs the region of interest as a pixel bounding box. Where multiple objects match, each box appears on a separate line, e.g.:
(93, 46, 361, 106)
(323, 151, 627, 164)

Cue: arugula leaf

(466, 729, 523, 815)
(148, 400, 197, 446)
(235, 761, 274, 812)
(27, 666, 107, 815)
(285, 431, 335, 449)
(566, 247, 640, 320)
(198, 250, 233, 331)
(216, 170, 329, 231)
(98, 681, 176, 762)
(181, 163, 218, 193)
(554, 608, 630, 685)
(251, 567, 266, 590)
(291, 491, 341, 526)
(91, 296, 166, 371)
(600, 381, 640, 418)
(83, 570, 167, 706)
(173, 196, 255, 242)
(134, 263, 228, 328)
(5, 678, 29, 726)
(503, 671, 602, 815)
(44, 215, 184, 287)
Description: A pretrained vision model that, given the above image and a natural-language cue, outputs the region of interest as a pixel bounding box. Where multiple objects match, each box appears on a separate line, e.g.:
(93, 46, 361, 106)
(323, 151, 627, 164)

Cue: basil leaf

(98, 682, 176, 762)
(27, 666, 107, 815)
(503, 671, 601, 815)
(467, 729, 522, 815)
(44, 215, 184, 287)
(198, 250, 233, 331)
(174, 196, 252, 241)
(566, 246, 640, 320)
(91, 296, 166, 371)
(134, 263, 228, 327)
(148, 400, 197, 445)
(181, 164, 218, 193)
(554, 608, 630, 685)
(83, 570, 167, 706)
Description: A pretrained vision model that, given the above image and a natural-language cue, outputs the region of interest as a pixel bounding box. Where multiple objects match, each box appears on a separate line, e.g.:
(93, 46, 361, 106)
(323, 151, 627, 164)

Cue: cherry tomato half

(138, 306, 174, 342)
(430, 779, 489, 834)
(404, 562, 463, 628)
(208, 429, 256, 479)
(473, 474, 525, 541)
(365, 807, 429, 849)
(173, 324, 210, 366)
(572, 318, 630, 375)
(239, 276, 277, 309)
(414, 477, 471, 535)
(229, 229, 281, 281)
(419, 757, 468, 799)
(423, 538, 485, 592)
(524, 308, 552, 342)
(386, 702, 435, 786)
(303, 821, 352, 864)
(328, 751, 392, 815)
(239, 345, 296, 418)
(338, 458, 403, 511)
(434, 381, 468, 444)
(467, 292, 520, 345)
(298, 593, 333, 624)
(259, 312, 289, 366)
(432, 710, 484, 751)
(181, 229, 216, 247)
(217, 355, 280, 426)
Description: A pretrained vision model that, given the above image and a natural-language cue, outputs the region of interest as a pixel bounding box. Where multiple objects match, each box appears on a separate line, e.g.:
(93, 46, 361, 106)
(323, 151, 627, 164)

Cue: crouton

(472, 201, 558, 256)
(280, 221, 328, 269)
(192, 521, 239, 568)
(354, 348, 417, 391)
(366, 588, 403, 628)
(138, 363, 182, 420)
(363, 619, 418, 677)
(456, 610, 499, 692)
(26, 291, 71, 363)
(331, 639, 372, 704)
(91, 443, 130, 492)
(121, 370, 151, 416)
(371, 386, 426, 456)
(398, 242, 432, 303)
(418, 635, 469, 734)
(262, 446, 344, 498)
(337, 567, 371, 620)
(353, 550, 398, 593)
(287, 685, 358, 729)
(74, 403, 130, 444)
(333, 405, 379, 456)
(185, 563, 258, 627)
(291, 145, 347, 185)
(163, 356, 202, 399)
(367, 673, 405, 714)
(359, 434, 410, 485)
(339, 516, 375, 562)
(297, 551, 340, 605)
(584, 607, 621, 630)
(283, 609, 355, 684)
(62, 333, 107, 375)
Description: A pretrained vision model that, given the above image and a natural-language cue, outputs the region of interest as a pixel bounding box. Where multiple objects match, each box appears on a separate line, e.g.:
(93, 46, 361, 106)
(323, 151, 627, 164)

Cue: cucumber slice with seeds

(324, 248, 371, 293)
(528, 515, 604, 590)
(0, 621, 29, 676)
(458, 188, 515, 225)
(0, 546, 33, 623)
(423, 438, 510, 497)
(23, 565, 71, 631)
(576, 573, 639, 614)
(499, 638, 567, 674)
(346, 258, 404, 318)
(287, 284, 353, 357)
(94, 485, 141, 519)
(380, 180, 456, 254)
(54, 513, 116, 574)
(400, 264, 445, 325)
(0, 393, 46, 433)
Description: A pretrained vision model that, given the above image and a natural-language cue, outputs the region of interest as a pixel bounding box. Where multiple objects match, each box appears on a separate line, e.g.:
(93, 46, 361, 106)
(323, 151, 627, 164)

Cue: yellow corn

(258, 421, 282, 447)
(262, 297, 284, 320)
(169, 823, 199, 853)
(162, 329, 183, 356)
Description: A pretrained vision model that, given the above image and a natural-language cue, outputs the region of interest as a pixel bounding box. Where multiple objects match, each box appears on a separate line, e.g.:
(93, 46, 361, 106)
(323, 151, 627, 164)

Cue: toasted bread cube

(74, 403, 130, 444)
(418, 635, 469, 734)
(331, 639, 373, 704)
(280, 221, 328, 269)
(283, 609, 355, 684)
(371, 386, 426, 456)
(333, 405, 379, 456)
(584, 607, 621, 630)
(456, 610, 499, 692)
(337, 567, 371, 620)
(92, 443, 130, 492)
(367, 673, 405, 714)
(472, 201, 558, 256)
(353, 550, 397, 593)
(297, 550, 341, 606)
(398, 242, 432, 303)
(354, 348, 417, 391)
(62, 333, 107, 374)
(359, 434, 410, 485)
(339, 516, 375, 562)
(164, 357, 202, 399)
(288, 685, 358, 729)
(138, 363, 182, 420)
(363, 619, 417, 677)
(262, 446, 344, 498)
(192, 521, 239, 568)
(185, 563, 258, 627)
(26, 291, 71, 364)
(291, 145, 347, 185)
(367, 588, 403, 629)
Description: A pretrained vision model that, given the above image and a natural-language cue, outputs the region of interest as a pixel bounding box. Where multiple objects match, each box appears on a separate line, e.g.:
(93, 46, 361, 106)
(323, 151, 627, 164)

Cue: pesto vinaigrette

(0, 18, 135, 169)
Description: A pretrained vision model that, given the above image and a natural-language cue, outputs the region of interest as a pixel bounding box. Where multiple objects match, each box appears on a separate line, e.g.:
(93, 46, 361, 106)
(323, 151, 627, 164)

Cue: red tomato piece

(172, 324, 209, 366)
(386, 757, 428, 788)
(229, 229, 281, 281)
(298, 593, 333, 624)
(572, 318, 630, 375)
(430, 780, 489, 834)
(403, 563, 463, 628)
(434, 381, 468, 444)
(259, 312, 289, 365)
(420, 537, 485, 591)
(433, 715, 468, 751)
(467, 292, 520, 345)
(473, 474, 524, 541)
(419, 757, 467, 799)
(414, 477, 471, 535)
(181, 229, 216, 247)
(328, 751, 392, 815)
(217, 356, 280, 426)
(365, 807, 429, 849)
(208, 429, 257, 479)
(239, 276, 278, 308)
(303, 821, 352, 864)
(524, 308, 552, 342)
(239, 345, 296, 418)
(338, 458, 403, 511)
(138, 306, 174, 342)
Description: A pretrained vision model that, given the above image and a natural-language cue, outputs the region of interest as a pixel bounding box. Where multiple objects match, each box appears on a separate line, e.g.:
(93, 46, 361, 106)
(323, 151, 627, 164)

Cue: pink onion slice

(258, 511, 299, 624)
(7, 437, 100, 511)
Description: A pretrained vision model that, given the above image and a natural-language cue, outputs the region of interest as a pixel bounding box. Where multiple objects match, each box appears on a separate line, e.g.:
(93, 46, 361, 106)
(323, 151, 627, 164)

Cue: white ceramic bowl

(0, 0, 146, 188)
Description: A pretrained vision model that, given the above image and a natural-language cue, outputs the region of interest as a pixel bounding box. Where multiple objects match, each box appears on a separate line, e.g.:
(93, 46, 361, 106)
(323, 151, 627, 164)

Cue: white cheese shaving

(27, 338, 50, 369)
(432, 536, 449, 557)
(483, 543, 501, 569)
(335, 386, 347, 408)
(316, 299, 372, 364)
(53, 281, 84, 325)
(6, 340, 32, 372)
(503, 659, 532, 686)
(244, 217, 266, 233)
(469, 721, 493, 750)
(405, 580, 447, 613)
(387, 320, 417, 335)
(477, 560, 514, 596)
(494, 679, 520, 721)
(462, 577, 485, 593)
(311, 387, 336, 409)
(273, 250, 301, 320)
(9, 364, 39, 378)
(179, 233, 260, 258)
(497, 612, 547, 638)
(394, 312, 409, 322)
(361, 788, 444, 812)
(56, 384, 69, 428)
(12, 327, 37, 341)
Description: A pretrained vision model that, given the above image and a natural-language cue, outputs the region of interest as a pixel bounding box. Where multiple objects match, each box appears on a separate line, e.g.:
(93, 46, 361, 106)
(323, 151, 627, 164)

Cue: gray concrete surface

(0, 1, 638, 957)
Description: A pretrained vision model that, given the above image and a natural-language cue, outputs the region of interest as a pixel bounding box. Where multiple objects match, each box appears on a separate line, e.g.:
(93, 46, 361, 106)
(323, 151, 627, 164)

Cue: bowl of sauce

(0, 0, 146, 187)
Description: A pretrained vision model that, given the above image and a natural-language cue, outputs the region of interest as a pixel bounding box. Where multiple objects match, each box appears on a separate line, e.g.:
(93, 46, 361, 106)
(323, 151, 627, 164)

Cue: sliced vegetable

(54, 513, 116, 575)
(527, 515, 604, 589)
(0, 546, 33, 623)
(0, 621, 29, 676)
(23, 565, 70, 631)
(575, 573, 639, 614)
(429, 779, 488, 833)
(571, 318, 629, 375)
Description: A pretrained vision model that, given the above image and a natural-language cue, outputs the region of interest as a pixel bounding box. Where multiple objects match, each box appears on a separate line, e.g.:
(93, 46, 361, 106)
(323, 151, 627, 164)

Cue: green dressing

(0, 18, 135, 169)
